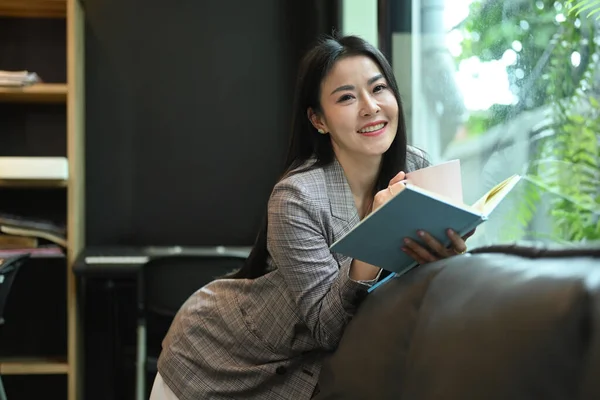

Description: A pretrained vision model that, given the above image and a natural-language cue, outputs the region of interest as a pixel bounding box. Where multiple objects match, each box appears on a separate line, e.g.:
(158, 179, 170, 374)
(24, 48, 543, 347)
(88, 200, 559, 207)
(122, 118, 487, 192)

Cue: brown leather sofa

(315, 245, 600, 400)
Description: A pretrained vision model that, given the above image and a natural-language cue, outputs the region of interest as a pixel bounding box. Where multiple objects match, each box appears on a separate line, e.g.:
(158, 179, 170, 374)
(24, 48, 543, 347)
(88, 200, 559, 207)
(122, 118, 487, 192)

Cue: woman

(151, 34, 469, 400)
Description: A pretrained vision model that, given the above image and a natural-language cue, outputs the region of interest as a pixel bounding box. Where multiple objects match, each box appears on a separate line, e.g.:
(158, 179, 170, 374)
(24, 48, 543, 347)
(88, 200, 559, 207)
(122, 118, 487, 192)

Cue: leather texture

(315, 245, 600, 400)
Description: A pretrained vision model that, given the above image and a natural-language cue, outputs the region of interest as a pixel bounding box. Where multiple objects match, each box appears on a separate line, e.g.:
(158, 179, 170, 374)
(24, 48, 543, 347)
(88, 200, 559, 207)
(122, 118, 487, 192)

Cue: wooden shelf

(0, 178, 67, 188)
(0, 0, 66, 18)
(1, 0, 85, 398)
(0, 357, 68, 375)
(0, 83, 67, 104)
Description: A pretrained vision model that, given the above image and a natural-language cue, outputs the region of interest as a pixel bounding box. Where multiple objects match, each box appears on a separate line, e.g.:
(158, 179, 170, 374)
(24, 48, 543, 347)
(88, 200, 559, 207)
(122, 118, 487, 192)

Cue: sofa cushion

(315, 245, 600, 400)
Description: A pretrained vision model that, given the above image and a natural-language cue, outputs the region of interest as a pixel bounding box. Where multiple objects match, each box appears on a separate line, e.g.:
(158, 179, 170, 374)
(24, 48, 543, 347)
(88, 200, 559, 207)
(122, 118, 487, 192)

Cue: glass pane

(409, 0, 600, 248)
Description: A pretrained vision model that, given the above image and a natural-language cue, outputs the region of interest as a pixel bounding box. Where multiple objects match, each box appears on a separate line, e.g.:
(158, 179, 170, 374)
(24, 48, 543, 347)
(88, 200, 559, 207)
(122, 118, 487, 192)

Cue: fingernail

(447, 229, 455, 236)
(404, 238, 411, 244)
(417, 230, 425, 237)
(401, 247, 407, 252)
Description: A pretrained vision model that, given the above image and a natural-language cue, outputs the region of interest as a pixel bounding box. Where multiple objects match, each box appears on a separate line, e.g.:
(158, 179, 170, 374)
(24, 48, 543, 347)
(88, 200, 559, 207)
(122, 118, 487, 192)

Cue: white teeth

(358, 123, 385, 133)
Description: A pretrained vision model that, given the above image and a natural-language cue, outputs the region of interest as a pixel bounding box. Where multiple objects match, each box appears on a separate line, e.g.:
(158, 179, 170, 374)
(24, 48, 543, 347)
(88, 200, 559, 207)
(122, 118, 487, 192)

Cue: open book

(330, 169, 521, 274)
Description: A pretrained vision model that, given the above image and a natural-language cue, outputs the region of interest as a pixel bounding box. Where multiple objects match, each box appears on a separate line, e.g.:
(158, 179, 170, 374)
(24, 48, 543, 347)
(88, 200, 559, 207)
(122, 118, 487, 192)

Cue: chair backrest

(0, 254, 30, 326)
(138, 254, 247, 356)
(137, 254, 247, 318)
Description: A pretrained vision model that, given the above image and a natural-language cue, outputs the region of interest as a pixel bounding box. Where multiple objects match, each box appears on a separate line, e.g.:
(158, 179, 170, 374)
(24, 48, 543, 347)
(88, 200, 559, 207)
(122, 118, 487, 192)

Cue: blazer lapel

(323, 158, 360, 242)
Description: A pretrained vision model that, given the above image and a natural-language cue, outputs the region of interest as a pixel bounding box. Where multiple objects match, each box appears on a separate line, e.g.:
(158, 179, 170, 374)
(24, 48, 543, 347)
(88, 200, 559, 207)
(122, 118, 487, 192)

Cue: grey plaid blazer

(157, 148, 429, 400)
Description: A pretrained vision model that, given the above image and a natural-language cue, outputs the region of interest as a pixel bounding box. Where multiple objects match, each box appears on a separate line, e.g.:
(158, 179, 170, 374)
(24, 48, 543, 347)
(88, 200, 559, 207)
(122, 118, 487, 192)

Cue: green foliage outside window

(456, 0, 600, 243)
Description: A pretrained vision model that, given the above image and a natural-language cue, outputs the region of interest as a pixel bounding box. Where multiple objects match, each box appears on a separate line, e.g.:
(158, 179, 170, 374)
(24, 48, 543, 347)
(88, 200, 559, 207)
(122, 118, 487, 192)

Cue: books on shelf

(0, 157, 68, 181)
(0, 225, 67, 248)
(0, 230, 65, 258)
(0, 213, 67, 249)
(0, 234, 38, 249)
(0, 70, 41, 87)
(0, 245, 64, 258)
(330, 160, 521, 274)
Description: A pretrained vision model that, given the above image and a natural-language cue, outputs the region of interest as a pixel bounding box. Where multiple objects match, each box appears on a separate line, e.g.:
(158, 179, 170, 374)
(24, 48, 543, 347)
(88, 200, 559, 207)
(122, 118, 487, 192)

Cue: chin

(372, 132, 396, 155)
(364, 142, 394, 158)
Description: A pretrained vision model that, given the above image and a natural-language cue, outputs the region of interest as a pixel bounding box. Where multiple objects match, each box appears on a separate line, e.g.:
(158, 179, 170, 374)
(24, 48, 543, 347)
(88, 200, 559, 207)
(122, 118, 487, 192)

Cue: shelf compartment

(0, 357, 68, 375)
(0, 83, 67, 103)
(0, 0, 66, 18)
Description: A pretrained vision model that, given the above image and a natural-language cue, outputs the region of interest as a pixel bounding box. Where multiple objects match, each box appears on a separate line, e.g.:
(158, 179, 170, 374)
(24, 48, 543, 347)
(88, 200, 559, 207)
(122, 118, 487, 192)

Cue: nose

(360, 93, 380, 117)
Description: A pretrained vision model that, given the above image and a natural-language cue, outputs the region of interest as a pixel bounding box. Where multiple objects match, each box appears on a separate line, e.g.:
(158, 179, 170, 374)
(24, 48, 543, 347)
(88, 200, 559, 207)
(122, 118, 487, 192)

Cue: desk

(73, 245, 252, 277)
(73, 245, 252, 400)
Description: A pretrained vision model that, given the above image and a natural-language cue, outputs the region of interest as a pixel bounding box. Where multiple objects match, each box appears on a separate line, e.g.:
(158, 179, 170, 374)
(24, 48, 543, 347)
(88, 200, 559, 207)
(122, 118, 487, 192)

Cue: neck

(335, 151, 381, 215)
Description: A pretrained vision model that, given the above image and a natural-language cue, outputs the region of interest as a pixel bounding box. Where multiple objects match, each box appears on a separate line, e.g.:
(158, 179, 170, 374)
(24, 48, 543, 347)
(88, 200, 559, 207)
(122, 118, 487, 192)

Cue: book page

(472, 175, 521, 215)
(404, 159, 464, 204)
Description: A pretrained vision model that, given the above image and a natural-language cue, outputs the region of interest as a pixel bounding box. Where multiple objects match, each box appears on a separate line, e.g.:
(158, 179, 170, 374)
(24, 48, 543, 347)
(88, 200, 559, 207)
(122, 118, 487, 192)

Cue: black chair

(0, 254, 30, 400)
(135, 253, 247, 400)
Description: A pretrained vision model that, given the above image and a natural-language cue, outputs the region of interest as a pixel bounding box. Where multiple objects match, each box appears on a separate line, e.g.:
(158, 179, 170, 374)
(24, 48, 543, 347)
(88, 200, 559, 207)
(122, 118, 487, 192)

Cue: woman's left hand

(402, 229, 475, 265)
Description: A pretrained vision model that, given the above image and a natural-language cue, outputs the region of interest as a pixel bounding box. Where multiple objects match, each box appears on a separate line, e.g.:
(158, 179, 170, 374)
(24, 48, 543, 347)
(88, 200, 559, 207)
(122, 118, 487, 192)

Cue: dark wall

(84, 0, 340, 247)
(83, 2, 340, 399)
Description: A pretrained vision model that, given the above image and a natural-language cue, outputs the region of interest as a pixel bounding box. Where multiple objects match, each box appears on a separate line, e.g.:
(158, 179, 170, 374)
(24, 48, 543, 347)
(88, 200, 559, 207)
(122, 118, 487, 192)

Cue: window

(345, 0, 600, 247)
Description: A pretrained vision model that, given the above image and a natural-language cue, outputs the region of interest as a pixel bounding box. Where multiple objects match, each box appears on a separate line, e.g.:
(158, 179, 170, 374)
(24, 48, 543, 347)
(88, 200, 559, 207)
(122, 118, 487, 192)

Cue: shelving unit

(0, 83, 68, 103)
(0, 0, 66, 18)
(0, 358, 69, 375)
(0, 0, 85, 399)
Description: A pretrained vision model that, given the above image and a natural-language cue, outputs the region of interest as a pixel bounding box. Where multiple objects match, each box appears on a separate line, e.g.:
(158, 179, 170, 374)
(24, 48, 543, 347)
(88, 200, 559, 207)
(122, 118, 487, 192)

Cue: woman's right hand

(372, 171, 406, 212)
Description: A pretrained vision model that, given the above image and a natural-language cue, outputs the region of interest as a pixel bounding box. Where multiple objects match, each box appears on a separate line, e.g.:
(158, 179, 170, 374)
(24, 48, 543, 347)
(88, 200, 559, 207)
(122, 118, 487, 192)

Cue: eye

(373, 84, 387, 93)
(337, 94, 354, 103)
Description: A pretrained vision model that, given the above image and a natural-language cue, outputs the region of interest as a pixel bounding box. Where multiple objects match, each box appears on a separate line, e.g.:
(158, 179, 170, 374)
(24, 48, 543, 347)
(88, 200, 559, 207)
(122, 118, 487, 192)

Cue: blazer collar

(323, 158, 360, 224)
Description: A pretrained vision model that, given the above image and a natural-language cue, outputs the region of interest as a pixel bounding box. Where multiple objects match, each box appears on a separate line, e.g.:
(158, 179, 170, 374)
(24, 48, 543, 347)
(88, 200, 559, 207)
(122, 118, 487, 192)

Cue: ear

(307, 108, 328, 134)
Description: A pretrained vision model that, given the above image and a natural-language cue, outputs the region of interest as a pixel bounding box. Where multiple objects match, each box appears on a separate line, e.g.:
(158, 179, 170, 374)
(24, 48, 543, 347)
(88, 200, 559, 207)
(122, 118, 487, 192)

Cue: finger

(389, 171, 406, 186)
(417, 230, 450, 258)
(388, 181, 406, 197)
(447, 229, 468, 254)
(403, 237, 437, 263)
(402, 246, 426, 265)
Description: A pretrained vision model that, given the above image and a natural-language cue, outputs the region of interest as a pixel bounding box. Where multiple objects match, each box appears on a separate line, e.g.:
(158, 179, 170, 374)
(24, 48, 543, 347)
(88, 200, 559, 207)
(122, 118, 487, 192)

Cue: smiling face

(309, 55, 399, 163)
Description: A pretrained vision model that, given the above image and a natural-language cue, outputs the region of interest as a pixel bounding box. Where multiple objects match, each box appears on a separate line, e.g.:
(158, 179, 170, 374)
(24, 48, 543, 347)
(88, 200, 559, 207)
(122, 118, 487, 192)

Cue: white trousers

(149, 372, 180, 400)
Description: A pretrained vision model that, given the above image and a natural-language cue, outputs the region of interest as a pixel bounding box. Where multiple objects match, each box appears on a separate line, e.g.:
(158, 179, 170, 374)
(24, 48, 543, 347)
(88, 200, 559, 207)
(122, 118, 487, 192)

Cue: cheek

(326, 108, 356, 133)
(385, 95, 399, 118)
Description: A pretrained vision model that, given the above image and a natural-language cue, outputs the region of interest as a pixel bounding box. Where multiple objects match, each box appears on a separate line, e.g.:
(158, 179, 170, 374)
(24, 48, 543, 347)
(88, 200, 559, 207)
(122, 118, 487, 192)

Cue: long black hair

(228, 33, 414, 279)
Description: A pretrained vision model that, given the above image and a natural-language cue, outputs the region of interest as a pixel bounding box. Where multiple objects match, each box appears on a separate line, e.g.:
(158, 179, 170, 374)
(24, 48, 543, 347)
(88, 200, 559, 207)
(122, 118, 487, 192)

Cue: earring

(317, 129, 326, 134)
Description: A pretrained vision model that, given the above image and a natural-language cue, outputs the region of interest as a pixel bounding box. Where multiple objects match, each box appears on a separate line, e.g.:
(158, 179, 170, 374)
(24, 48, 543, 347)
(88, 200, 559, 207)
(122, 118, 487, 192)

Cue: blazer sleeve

(267, 179, 374, 351)
(407, 145, 431, 171)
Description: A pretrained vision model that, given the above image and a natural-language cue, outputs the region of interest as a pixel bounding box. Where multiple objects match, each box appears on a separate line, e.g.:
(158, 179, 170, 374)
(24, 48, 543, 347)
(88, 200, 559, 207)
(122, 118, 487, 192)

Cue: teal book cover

(330, 175, 521, 274)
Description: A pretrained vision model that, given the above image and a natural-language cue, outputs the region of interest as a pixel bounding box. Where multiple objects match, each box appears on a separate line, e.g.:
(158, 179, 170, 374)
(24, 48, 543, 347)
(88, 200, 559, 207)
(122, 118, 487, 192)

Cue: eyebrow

(330, 74, 384, 95)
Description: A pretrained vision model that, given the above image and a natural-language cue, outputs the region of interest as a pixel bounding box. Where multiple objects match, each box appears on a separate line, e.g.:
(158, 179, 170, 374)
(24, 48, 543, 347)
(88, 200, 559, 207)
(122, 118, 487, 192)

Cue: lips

(357, 121, 388, 137)
(358, 121, 387, 134)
